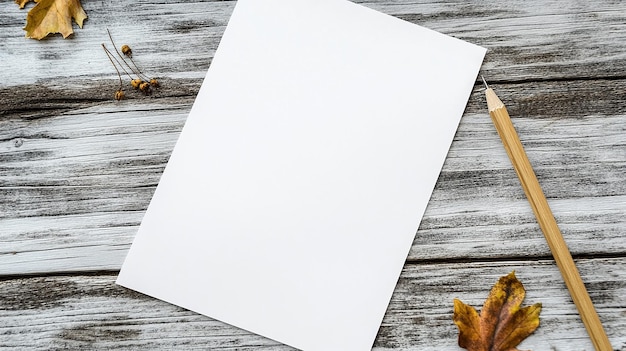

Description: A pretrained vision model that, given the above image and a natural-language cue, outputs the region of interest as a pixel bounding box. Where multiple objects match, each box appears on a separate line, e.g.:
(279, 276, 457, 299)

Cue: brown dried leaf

(15, 0, 34, 9)
(22, 0, 87, 40)
(453, 271, 542, 351)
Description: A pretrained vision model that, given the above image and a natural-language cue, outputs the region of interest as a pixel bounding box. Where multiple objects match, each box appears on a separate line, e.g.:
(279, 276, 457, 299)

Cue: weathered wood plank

(1, 80, 624, 275)
(1, 259, 625, 350)
(369, 0, 626, 82)
(0, 0, 234, 87)
(2, 0, 626, 91)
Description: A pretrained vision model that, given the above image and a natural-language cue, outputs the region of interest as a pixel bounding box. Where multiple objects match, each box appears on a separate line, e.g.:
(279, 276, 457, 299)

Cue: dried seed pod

(114, 89, 125, 101)
(139, 82, 152, 94)
(131, 79, 143, 89)
(121, 44, 132, 57)
(149, 78, 160, 87)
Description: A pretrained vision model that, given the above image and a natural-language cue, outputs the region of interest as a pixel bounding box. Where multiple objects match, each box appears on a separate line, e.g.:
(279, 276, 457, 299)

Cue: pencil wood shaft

(485, 87, 613, 351)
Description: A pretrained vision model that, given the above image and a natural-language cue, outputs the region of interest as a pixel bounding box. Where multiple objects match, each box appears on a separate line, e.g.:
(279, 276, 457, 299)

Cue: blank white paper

(117, 0, 486, 350)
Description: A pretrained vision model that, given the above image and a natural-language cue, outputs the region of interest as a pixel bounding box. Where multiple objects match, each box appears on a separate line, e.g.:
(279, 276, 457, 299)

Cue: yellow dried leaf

(15, 0, 34, 9)
(23, 0, 87, 40)
(453, 299, 484, 351)
(453, 271, 542, 351)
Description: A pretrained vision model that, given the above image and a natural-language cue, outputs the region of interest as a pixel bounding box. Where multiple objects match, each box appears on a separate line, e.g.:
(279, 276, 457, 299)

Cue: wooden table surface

(1, 0, 625, 350)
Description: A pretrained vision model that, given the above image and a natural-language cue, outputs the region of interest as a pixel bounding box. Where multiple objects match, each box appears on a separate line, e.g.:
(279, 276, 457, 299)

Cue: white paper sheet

(117, 0, 486, 349)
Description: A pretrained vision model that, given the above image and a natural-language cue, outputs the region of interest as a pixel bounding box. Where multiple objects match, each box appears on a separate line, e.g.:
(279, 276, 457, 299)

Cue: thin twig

(128, 56, 151, 81)
(107, 29, 145, 79)
(102, 44, 123, 89)
(102, 44, 134, 80)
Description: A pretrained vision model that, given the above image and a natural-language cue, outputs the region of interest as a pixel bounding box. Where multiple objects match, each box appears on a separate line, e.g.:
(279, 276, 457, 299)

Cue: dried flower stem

(128, 56, 152, 82)
(102, 44, 133, 80)
(107, 29, 149, 80)
(102, 44, 124, 89)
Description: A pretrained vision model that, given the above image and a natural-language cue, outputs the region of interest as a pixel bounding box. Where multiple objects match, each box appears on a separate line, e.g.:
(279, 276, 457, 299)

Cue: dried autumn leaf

(15, 0, 34, 9)
(453, 271, 542, 351)
(22, 0, 87, 40)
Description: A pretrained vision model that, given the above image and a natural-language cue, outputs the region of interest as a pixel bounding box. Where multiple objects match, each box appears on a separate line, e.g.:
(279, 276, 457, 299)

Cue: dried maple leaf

(15, 0, 34, 9)
(453, 271, 542, 351)
(20, 0, 87, 40)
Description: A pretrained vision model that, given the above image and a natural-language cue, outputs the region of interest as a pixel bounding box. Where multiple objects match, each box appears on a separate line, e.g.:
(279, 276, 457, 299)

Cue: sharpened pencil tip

(481, 75, 489, 89)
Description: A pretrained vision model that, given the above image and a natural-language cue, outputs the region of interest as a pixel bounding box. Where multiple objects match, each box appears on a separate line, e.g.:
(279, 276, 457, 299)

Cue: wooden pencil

(483, 78, 613, 351)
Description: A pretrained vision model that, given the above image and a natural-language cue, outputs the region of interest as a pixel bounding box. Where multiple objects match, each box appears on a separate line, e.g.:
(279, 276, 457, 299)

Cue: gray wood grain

(2, 81, 624, 275)
(3, 0, 626, 89)
(1, 0, 625, 349)
(1, 259, 625, 350)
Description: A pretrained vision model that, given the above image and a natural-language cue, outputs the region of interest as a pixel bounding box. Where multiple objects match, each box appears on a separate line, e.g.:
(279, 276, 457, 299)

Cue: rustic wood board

(1, 259, 625, 350)
(2, 80, 624, 275)
(3, 0, 626, 88)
